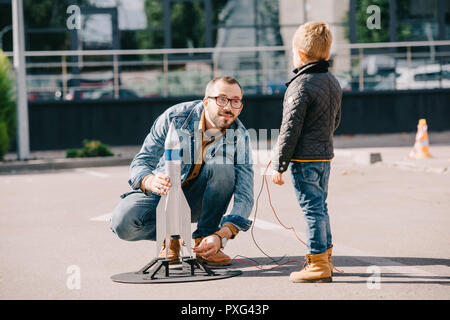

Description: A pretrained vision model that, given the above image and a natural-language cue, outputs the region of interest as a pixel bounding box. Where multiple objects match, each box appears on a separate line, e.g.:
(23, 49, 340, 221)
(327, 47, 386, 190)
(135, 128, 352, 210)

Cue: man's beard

(211, 111, 236, 129)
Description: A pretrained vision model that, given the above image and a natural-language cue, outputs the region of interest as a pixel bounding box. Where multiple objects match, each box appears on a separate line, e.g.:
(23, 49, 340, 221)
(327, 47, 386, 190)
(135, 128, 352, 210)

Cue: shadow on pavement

(226, 255, 450, 285)
(332, 272, 450, 285)
(332, 256, 450, 267)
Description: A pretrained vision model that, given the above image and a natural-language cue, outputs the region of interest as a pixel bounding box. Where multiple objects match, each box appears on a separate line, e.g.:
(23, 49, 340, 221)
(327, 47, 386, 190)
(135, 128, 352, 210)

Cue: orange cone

(408, 119, 432, 159)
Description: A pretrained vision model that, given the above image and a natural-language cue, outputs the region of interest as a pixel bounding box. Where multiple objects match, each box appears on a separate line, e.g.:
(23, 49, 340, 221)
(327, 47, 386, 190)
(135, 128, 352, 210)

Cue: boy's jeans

(110, 163, 235, 241)
(289, 161, 332, 255)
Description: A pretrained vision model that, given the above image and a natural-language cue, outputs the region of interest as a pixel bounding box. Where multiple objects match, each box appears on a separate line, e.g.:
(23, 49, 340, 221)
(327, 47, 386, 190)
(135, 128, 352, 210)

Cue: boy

(271, 22, 342, 283)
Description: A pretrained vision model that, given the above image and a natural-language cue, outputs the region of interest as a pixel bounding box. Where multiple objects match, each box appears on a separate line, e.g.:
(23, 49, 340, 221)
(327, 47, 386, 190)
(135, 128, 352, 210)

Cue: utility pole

(12, 0, 30, 160)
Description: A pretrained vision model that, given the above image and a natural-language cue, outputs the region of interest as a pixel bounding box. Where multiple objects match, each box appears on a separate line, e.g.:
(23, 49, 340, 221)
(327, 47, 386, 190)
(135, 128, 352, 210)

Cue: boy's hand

(271, 171, 284, 185)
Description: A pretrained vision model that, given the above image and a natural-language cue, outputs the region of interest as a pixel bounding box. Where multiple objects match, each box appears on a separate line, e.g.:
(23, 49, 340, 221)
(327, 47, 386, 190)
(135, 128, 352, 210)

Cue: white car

(396, 64, 450, 90)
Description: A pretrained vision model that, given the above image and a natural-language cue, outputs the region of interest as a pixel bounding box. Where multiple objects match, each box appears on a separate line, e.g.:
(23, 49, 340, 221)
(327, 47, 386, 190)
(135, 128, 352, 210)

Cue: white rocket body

(156, 122, 192, 257)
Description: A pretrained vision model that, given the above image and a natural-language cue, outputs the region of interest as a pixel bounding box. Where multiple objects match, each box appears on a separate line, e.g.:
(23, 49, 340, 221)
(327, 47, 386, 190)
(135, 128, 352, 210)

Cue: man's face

(203, 81, 243, 130)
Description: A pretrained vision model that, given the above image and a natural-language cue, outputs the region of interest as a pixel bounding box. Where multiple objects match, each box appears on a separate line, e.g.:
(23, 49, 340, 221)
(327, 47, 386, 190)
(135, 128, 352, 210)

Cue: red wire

(263, 161, 307, 246)
(262, 161, 344, 274)
(232, 259, 306, 271)
(213, 161, 343, 274)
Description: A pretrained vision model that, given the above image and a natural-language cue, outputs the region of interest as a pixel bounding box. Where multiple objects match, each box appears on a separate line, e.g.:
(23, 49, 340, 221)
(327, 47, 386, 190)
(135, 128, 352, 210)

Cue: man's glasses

(208, 96, 243, 109)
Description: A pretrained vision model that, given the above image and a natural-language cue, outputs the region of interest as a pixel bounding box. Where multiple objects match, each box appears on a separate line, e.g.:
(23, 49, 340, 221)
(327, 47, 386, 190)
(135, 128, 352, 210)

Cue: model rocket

(156, 121, 192, 258)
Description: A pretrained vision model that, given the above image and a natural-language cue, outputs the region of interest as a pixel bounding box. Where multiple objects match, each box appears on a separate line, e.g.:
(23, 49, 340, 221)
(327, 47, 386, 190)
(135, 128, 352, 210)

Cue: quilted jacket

(128, 100, 254, 231)
(271, 60, 342, 173)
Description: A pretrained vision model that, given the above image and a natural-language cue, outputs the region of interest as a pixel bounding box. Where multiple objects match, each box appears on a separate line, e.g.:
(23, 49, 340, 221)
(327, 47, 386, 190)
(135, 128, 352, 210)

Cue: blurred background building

(0, 0, 449, 151)
(1, 0, 449, 101)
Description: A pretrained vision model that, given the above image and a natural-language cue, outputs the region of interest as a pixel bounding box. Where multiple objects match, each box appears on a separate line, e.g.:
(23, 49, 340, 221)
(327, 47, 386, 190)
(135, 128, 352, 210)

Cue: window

(397, 0, 439, 41)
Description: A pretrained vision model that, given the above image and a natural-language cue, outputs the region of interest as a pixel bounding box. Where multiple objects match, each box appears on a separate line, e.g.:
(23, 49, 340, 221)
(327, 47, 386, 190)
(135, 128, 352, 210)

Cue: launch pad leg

(181, 257, 215, 276)
(136, 257, 172, 279)
(111, 256, 242, 284)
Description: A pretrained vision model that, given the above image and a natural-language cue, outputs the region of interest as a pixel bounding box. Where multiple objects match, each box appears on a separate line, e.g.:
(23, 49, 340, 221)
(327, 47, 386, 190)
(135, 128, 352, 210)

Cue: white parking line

(250, 217, 284, 230)
(332, 244, 443, 279)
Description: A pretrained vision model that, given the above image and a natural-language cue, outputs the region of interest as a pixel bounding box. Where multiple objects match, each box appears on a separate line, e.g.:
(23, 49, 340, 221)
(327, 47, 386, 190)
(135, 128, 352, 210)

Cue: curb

(1, 150, 448, 175)
(383, 161, 449, 174)
(334, 149, 382, 165)
(0, 156, 133, 174)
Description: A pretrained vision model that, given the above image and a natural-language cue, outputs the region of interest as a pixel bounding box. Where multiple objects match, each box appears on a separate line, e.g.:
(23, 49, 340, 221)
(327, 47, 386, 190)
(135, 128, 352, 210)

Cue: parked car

(265, 81, 286, 95)
(65, 78, 115, 100)
(396, 64, 450, 90)
(64, 87, 139, 100)
(27, 90, 61, 101)
(97, 88, 140, 100)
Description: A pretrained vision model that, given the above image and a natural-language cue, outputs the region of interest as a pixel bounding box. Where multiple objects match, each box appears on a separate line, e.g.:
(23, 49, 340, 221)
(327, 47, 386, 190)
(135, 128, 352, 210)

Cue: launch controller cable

(230, 161, 343, 274)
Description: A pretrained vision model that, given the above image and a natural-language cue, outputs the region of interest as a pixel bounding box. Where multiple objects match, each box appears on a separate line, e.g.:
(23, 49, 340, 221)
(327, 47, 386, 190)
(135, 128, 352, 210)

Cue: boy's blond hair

(292, 22, 332, 61)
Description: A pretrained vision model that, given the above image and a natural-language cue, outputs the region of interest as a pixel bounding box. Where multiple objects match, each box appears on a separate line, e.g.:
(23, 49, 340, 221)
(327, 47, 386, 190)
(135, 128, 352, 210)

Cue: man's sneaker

(159, 238, 181, 265)
(194, 237, 232, 266)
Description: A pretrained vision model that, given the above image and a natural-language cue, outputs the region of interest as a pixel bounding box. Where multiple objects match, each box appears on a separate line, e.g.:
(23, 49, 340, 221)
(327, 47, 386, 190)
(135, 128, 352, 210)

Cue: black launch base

(111, 257, 242, 284)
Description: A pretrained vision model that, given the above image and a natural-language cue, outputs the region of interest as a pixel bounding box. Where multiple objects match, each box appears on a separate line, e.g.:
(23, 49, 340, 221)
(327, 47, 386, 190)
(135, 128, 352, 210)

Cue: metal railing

(3, 40, 450, 101)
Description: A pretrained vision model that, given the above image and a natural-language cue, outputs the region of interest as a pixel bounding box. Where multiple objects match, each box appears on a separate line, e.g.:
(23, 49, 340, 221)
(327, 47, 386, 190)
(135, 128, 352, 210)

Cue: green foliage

(171, 1, 205, 48)
(136, 0, 165, 50)
(66, 140, 114, 158)
(0, 50, 15, 159)
(66, 148, 80, 158)
(79, 140, 114, 157)
(0, 121, 8, 160)
(138, 0, 228, 50)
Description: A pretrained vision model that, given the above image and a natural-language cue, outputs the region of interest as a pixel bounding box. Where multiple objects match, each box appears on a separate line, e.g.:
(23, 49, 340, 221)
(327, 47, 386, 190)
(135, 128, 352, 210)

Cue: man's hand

(271, 171, 284, 185)
(193, 235, 221, 258)
(143, 173, 172, 195)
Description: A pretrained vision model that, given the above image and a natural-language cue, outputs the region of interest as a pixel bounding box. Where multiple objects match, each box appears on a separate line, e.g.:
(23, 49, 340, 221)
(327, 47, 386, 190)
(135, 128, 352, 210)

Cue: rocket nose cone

(165, 121, 181, 149)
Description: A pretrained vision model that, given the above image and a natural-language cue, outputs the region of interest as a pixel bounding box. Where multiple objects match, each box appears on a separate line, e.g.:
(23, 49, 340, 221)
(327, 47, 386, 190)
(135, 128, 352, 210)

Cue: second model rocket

(156, 121, 192, 258)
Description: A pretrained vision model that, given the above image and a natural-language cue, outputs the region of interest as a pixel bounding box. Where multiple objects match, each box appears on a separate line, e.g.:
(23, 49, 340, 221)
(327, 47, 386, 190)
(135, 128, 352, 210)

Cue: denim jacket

(128, 100, 254, 231)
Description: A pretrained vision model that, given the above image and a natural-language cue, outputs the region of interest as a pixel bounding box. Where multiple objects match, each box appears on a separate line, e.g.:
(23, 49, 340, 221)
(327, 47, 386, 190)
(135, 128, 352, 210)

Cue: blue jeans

(110, 163, 235, 241)
(289, 161, 332, 255)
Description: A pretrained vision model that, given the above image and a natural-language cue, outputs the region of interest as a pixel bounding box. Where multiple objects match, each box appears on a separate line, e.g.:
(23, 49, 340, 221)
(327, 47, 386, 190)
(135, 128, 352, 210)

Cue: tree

(136, 0, 165, 50)
(0, 51, 15, 159)
(137, 0, 228, 49)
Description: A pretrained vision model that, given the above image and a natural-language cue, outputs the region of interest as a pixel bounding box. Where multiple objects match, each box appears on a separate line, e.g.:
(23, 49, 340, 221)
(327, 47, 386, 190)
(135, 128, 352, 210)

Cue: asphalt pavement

(0, 133, 449, 300)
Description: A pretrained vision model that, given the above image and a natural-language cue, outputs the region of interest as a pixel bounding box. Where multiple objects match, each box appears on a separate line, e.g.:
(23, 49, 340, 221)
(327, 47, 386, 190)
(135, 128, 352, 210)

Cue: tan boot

(159, 238, 181, 265)
(327, 247, 333, 275)
(194, 237, 232, 267)
(290, 252, 332, 283)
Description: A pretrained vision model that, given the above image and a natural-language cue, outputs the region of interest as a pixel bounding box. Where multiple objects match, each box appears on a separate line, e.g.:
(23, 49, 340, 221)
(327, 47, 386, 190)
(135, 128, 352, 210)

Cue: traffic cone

(408, 119, 432, 159)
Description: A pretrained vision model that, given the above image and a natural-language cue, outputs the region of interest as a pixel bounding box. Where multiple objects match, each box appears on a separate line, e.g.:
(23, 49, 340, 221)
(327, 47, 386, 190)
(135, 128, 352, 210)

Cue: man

(110, 76, 254, 266)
